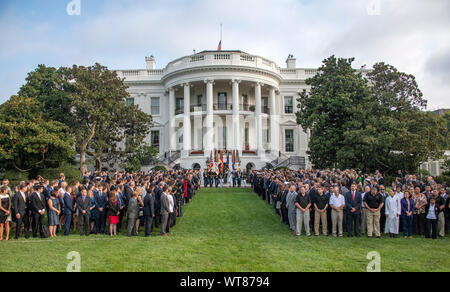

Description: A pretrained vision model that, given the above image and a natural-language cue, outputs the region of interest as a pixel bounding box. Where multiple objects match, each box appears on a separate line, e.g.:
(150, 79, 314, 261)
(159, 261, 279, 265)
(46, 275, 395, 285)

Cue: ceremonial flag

(220, 151, 224, 173)
(217, 40, 222, 51)
(208, 151, 213, 172)
(232, 150, 235, 171)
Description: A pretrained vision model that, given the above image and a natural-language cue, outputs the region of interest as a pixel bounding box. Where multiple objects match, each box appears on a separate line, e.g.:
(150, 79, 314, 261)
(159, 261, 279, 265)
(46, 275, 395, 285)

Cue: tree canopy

(0, 96, 74, 172)
(296, 56, 448, 174)
(7, 63, 154, 174)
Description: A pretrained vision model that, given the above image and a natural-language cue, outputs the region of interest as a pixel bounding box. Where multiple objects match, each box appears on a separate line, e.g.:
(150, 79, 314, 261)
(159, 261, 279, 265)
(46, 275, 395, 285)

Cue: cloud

(0, 0, 449, 109)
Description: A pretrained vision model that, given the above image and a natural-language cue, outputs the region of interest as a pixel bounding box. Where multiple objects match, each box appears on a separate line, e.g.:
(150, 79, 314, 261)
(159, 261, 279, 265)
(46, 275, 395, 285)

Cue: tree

(296, 56, 448, 173)
(18, 63, 154, 174)
(0, 96, 74, 172)
(296, 55, 370, 169)
(18, 65, 73, 125)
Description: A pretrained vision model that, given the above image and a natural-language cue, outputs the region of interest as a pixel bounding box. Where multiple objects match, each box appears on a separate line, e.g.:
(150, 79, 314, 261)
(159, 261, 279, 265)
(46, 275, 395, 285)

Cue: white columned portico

(168, 87, 176, 151)
(232, 79, 240, 151)
(183, 83, 191, 156)
(205, 79, 214, 154)
(254, 82, 263, 154)
(269, 86, 279, 156)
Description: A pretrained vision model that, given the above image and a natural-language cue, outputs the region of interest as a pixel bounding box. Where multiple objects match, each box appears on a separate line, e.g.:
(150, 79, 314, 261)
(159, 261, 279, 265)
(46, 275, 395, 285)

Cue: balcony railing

(175, 104, 269, 114)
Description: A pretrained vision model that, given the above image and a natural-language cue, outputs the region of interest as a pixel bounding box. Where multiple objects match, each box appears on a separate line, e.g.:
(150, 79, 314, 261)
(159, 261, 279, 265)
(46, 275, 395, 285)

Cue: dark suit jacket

(345, 191, 362, 214)
(144, 193, 155, 217)
(31, 192, 46, 214)
(94, 192, 108, 212)
(63, 193, 74, 215)
(77, 196, 91, 214)
(154, 187, 162, 209)
(13, 191, 29, 216)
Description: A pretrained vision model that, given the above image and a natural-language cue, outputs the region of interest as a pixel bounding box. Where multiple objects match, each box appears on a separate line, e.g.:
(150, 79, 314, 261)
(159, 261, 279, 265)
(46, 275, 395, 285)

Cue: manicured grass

(0, 188, 449, 271)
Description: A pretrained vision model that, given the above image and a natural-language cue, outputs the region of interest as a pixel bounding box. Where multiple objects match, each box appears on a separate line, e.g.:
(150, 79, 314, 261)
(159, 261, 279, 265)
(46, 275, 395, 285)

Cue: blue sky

(1, 0, 449, 109)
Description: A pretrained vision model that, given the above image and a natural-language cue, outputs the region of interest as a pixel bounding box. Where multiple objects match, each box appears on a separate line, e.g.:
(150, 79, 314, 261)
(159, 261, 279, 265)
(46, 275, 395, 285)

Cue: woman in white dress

(385, 189, 401, 237)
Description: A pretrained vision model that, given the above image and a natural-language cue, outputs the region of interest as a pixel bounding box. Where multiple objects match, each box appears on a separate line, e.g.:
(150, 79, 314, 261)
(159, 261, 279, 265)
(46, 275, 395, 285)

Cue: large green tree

(0, 96, 74, 172)
(297, 56, 448, 173)
(296, 55, 370, 169)
(18, 63, 153, 174)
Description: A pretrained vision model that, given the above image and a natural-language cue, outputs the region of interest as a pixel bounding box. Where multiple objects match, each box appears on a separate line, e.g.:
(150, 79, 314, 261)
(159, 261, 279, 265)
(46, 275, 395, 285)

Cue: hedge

(151, 165, 167, 171)
(0, 169, 29, 186)
(37, 162, 82, 185)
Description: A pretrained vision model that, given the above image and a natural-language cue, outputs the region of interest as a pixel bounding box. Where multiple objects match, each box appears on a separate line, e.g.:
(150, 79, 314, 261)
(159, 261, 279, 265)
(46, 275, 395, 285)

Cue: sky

(0, 0, 449, 109)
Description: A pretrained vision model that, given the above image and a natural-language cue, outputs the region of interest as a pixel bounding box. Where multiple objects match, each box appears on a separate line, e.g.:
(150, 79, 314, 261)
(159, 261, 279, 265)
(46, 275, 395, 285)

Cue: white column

(183, 83, 191, 156)
(269, 87, 279, 156)
(232, 79, 240, 151)
(205, 79, 214, 154)
(168, 87, 176, 151)
(255, 82, 263, 154)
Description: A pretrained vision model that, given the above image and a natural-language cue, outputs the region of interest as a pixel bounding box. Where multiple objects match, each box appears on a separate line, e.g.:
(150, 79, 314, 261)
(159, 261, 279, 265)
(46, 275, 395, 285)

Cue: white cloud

(0, 0, 449, 108)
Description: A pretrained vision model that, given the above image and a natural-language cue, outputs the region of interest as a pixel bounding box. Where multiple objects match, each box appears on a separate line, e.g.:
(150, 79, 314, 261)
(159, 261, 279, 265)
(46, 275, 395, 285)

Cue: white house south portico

(116, 50, 314, 170)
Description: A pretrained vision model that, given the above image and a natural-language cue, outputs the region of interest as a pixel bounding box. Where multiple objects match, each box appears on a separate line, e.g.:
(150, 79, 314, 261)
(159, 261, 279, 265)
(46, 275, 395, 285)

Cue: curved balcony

(174, 103, 270, 116)
(162, 51, 282, 81)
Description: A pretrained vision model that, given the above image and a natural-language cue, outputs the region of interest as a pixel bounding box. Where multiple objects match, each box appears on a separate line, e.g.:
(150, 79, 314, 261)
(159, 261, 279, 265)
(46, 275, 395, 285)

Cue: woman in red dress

(107, 187, 120, 236)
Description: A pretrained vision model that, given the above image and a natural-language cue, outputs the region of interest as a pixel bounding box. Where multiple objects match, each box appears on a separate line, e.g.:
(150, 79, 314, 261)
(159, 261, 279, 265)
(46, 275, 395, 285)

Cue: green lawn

(1, 188, 449, 272)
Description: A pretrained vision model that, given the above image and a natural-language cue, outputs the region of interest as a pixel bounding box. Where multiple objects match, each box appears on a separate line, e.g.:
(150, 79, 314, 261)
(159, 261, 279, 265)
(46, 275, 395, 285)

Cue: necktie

(352, 191, 355, 201)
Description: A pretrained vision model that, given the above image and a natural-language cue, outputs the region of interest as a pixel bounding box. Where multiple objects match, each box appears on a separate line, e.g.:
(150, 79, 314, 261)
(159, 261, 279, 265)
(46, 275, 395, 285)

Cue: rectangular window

(151, 130, 160, 153)
(285, 129, 294, 152)
(176, 98, 184, 114)
(264, 129, 270, 143)
(284, 96, 293, 114)
(151, 97, 160, 115)
(242, 95, 249, 111)
(218, 92, 227, 110)
(126, 97, 135, 107)
(262, 97, 269, 114)
(245, 127, 249, 148)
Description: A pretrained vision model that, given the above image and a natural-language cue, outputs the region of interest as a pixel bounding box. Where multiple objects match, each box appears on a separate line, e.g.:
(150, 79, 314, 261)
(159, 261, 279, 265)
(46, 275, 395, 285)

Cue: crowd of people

(1, 167, 448, 241)
(250, 169, 449, 239)
(0, 169, 201, 240)
(202, 169, 248, 188)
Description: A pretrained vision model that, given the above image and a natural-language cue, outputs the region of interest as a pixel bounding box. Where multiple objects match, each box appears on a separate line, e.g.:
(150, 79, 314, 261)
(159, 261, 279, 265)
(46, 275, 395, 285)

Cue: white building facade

(116, 50, 316, 170)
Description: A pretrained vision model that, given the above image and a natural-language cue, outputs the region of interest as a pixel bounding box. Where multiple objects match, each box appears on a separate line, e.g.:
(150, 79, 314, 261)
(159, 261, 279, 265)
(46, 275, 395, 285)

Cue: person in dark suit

(94, 185, 108, 234)
(12, 183, 30, 239)
(63, 185, 74, 236)
(143, 185, 155, 237)
(30, 184, 46, 238)
(77, 188, 90, 236)
(345, 183, 362, 237)
(154, 182, 163, 228)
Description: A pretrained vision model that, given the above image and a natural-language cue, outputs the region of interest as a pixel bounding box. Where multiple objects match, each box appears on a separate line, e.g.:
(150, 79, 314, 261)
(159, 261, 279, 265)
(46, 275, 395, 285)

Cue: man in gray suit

(286, 183, 298, 234)
(160, 185, 171, 237)
(127, 188, 140, 237)
(77, 188, 91, 236)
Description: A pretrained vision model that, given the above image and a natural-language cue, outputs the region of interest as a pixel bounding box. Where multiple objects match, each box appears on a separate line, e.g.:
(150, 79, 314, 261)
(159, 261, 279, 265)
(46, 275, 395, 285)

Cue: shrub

(152, 165, 167, 171)
(0, 169, 29, 186)
(38, 162, 82, 184)
(435, 175, 450, 185)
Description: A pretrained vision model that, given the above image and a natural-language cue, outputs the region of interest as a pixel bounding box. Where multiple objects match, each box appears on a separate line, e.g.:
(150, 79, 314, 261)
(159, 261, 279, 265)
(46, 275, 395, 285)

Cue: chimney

(145, 55, 156, 70)
(286, 54, 296, 69)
